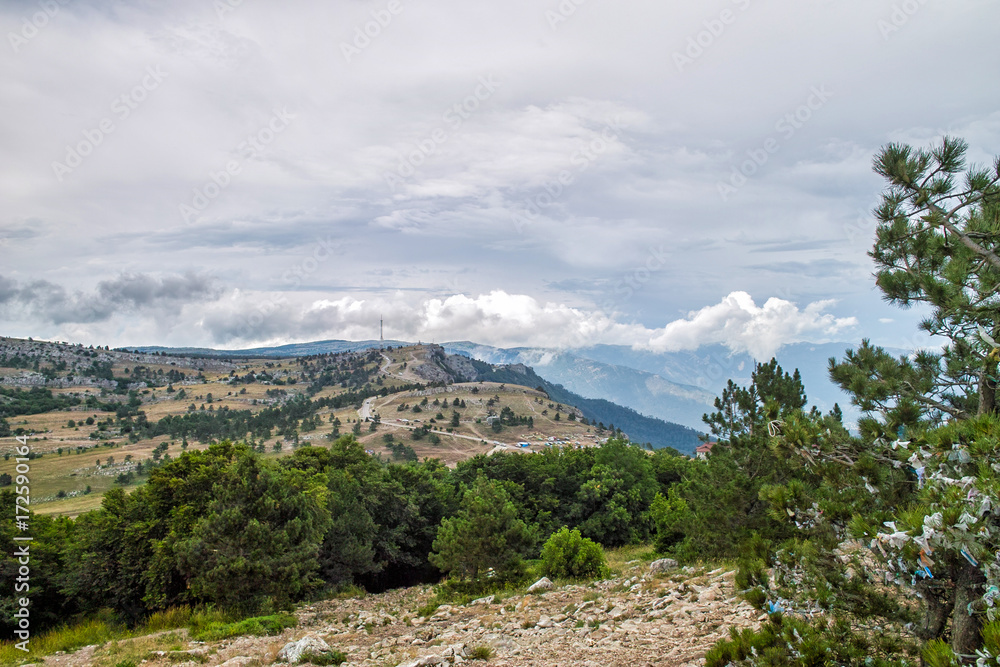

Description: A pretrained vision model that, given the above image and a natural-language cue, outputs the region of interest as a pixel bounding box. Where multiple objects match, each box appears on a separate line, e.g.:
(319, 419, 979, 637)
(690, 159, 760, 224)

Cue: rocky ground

(32, 562, 764, 667)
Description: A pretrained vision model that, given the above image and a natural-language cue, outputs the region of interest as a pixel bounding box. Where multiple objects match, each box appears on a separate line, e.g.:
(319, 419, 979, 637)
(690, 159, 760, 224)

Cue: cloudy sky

(2, 0, 998, 358)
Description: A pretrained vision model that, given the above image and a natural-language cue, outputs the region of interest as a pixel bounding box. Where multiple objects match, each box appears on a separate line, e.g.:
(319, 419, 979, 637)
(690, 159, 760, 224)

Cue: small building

(695, 442, 716, 460)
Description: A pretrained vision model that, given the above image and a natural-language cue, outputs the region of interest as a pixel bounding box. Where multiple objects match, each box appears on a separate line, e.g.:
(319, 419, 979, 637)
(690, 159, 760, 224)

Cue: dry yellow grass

(1, 342, 605, 513)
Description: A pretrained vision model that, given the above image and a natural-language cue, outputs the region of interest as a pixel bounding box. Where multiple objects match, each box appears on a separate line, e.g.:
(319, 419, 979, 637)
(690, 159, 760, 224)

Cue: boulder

(276, 634, 333, 664)
(527, 577, 554, 593)
(442, 644, 469, 658)
(649, 558, 678, 574)
(398, 655, 446, 667)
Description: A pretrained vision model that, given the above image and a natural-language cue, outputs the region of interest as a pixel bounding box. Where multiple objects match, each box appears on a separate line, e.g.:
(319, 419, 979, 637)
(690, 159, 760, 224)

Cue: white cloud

(4, 278, 858, 358)
(144, 289, 856, 360)
(644, 291, 857, 359)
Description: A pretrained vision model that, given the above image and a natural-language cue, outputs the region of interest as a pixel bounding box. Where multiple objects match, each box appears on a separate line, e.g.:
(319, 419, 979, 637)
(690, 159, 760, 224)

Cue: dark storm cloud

(0, 272, 221, 324)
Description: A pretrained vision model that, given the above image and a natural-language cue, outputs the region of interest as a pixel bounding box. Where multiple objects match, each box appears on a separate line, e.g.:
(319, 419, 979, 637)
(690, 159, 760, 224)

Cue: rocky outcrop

(42, 564, 764, 667)
(649, 557, 679, 574)
(276, 633, 332, 663)
(269, 564, 761, 667)
(527, 576, 554, 593)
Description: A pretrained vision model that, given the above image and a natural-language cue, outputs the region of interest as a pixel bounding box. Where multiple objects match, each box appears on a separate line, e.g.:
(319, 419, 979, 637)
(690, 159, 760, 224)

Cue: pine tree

(827, 137, 1000, 657)
(429, 476, 533, 581)
(831, 137, 1000, 431)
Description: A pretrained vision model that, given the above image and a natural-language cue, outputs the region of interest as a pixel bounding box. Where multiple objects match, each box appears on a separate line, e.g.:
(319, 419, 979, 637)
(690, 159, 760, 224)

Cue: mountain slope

(408, 345, 703, 453)
(443, 342, 715, 431)
(134, 340, 703, 453)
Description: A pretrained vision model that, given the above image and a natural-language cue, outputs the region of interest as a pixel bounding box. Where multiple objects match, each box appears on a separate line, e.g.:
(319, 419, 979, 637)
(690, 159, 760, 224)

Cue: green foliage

(0, 617, 121, 664)
(0, 386, 81, 417)
(168, 446, 331, 615)
(702, 359, 806, 442)
(576, 438, 659, 546)
(921, 640, 959, 667)
(429, 476, 533, 581)
(540, 527, 608, 579)
(2, 434, 686, 639)
(188, 612, 297, 641)
(655, 360, 825, 564)
(844, 416, 1000, 653)
(469, 645, 494, 660)
(706, 137, 1000, 662)
(704, 615, 917, 666)
(832, 136, 1000, 425)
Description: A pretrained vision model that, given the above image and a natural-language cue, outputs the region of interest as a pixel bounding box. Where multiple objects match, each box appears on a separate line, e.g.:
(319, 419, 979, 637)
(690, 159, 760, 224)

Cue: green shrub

(417, 602, 441, 618)
(469, 645, 494, 660)
(704, 616, 916, 667)
(188, 612, 296, 641)
(143, 606, 198, 633)
(540, 527, 608, 579)
(984, 620, 1000, 655)
(300, 650, 348, 665)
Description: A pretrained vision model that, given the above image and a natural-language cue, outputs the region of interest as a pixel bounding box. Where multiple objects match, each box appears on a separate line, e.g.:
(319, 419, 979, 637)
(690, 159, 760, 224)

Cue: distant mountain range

(133, 339, 906, 433)
(439, 341, 884, 430)
(441, 343, 717, 431)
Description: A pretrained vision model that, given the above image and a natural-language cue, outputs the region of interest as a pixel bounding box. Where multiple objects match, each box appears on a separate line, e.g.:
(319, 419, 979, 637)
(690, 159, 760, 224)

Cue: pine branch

(924, 188, 1000, 270)
(901, 383, 969, 419)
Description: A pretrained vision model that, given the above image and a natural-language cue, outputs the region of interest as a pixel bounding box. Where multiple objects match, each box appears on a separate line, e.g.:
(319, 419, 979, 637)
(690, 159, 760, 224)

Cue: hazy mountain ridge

(443, 342, 904, 429)
(442, 342, 716, 431)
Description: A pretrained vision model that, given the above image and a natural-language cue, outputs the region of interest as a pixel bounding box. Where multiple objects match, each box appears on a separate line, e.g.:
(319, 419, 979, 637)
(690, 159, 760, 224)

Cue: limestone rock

(276, 634, 332, 664)
(649, 558, 679, 574)
(608, 605, 627, 620)
(398, 655, 446, 667)
(527, 577, 554, 593)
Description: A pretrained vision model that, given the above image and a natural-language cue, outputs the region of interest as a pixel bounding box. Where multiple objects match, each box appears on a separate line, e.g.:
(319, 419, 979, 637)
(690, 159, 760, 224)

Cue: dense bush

(540, 527, 607, 579)
(705, 616, 917, 667)
(0, 435, 679, 640)
(429, 476, 533, 582)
